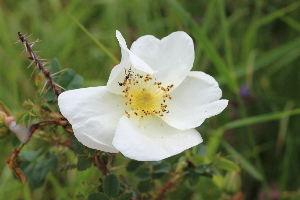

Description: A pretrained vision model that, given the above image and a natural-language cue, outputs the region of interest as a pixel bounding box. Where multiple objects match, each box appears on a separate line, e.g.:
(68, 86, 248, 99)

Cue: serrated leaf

(137, 180, 152, 193)
(135, 165, 151, 181)
(196, 144, 207, 155)
(126, 160, 143, 172)
(153, 161, 171, 174)
(103, 174, 119, 198)
(116, 193, 133, 200)
(77, 155, 92, 171)
(88, 192, 110, 200)
(70, 136, 85, 154)
(214, 157, 240, 172)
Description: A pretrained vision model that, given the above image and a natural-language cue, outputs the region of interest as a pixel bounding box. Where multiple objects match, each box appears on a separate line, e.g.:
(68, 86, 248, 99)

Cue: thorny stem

(153, 173, 184, 200)
(16, 32, 61, 98)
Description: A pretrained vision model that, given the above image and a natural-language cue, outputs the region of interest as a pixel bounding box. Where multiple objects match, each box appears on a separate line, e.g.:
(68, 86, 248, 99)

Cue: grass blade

(65, 11, 119, 64)
(167, 0, 239, 92)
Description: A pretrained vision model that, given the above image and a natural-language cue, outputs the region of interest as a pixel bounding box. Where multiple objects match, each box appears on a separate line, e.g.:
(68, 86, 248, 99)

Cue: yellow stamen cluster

(119, 68, 174, 119)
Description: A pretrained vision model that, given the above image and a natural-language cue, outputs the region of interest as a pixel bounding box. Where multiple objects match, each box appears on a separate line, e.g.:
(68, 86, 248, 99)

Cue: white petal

(107, 31, 154, 94)
(116, 30, 153, 74)
(112, 115, 202, 161)
(161, 71, 228, 130)
(58, 86, 126, 153)
(130, 31, 195, 89)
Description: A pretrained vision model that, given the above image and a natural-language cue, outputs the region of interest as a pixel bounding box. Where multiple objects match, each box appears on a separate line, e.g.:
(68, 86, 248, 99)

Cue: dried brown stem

(16, 32, 61, 98)
(29, 120, 73, 137)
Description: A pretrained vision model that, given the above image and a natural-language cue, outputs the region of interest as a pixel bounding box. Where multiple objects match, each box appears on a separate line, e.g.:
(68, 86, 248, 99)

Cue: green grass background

(0, 0, 300, 199)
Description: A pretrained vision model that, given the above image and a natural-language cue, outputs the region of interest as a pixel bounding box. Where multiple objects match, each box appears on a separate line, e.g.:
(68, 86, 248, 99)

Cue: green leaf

(44, 91, 56, 103)
(45, 152, 58, 171)
(211, 167, 221, 175)
(20, 151, 58, 188)
(137, 180, 152, 193)
(87, 148, 98, 156)
(153, 161, 171, 174)
(15, 111, 30, 125)
(77, 155, 92, 171)
(88, 192, 110, 200)
(134, 165, 151, 181)
(70, 136, 85, 154)
(195, 163, 212, 174)
(48, 59, 61, 74)
(126, 160, 143, 172)
(20, 150, 40, 162)
(148, 161, 162, 166)
(103, 174, 120, 198)
(187, 168, 201, 184)
(196, 144, 207, 155)
(23, 114, 31, 126)
(58, 69, 83, 90)
(214, 157, 240, 172)
(116, 193, 133, 200)
(12, 136, 21, 148)
(152, 173, 165, 180)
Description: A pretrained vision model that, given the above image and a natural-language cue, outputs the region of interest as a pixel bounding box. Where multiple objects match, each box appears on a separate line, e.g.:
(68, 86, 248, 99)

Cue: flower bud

(223, 171, 242, 194)
(0, 112, 9, 137)
(9, 121, 31, 143)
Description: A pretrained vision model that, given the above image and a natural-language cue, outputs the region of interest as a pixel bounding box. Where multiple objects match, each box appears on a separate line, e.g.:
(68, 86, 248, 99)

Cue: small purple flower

(239, 83, 250, 98)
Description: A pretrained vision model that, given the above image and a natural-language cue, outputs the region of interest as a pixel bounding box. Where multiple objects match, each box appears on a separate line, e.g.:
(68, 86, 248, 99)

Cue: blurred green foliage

(0, 0, 300, 199)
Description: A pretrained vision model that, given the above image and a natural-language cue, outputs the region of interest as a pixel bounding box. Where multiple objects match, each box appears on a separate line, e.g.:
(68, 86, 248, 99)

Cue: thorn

(24, 34, 32, 40)
(22, 43, 28, 52)
(50, 68, 68, 77)
(41, 62, 50, 66)
(20, 49, 26, 56)
(37, 58, 48, 61)
(29, 39, 41, 47)
(11, 41, 22, 45)
(54, 83, 66, 91)
(27, 61, 35, 69)
(40, 81, 48, 94)
(29, 66, 38, 80)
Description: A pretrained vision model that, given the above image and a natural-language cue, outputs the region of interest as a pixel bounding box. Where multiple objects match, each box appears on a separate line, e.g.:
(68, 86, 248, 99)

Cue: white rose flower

(58, 31, 228, 161)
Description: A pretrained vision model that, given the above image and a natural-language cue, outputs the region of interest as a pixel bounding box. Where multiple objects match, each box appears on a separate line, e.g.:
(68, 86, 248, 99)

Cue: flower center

(135, 90, 154, 108)
(119, 68, 174, 119)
